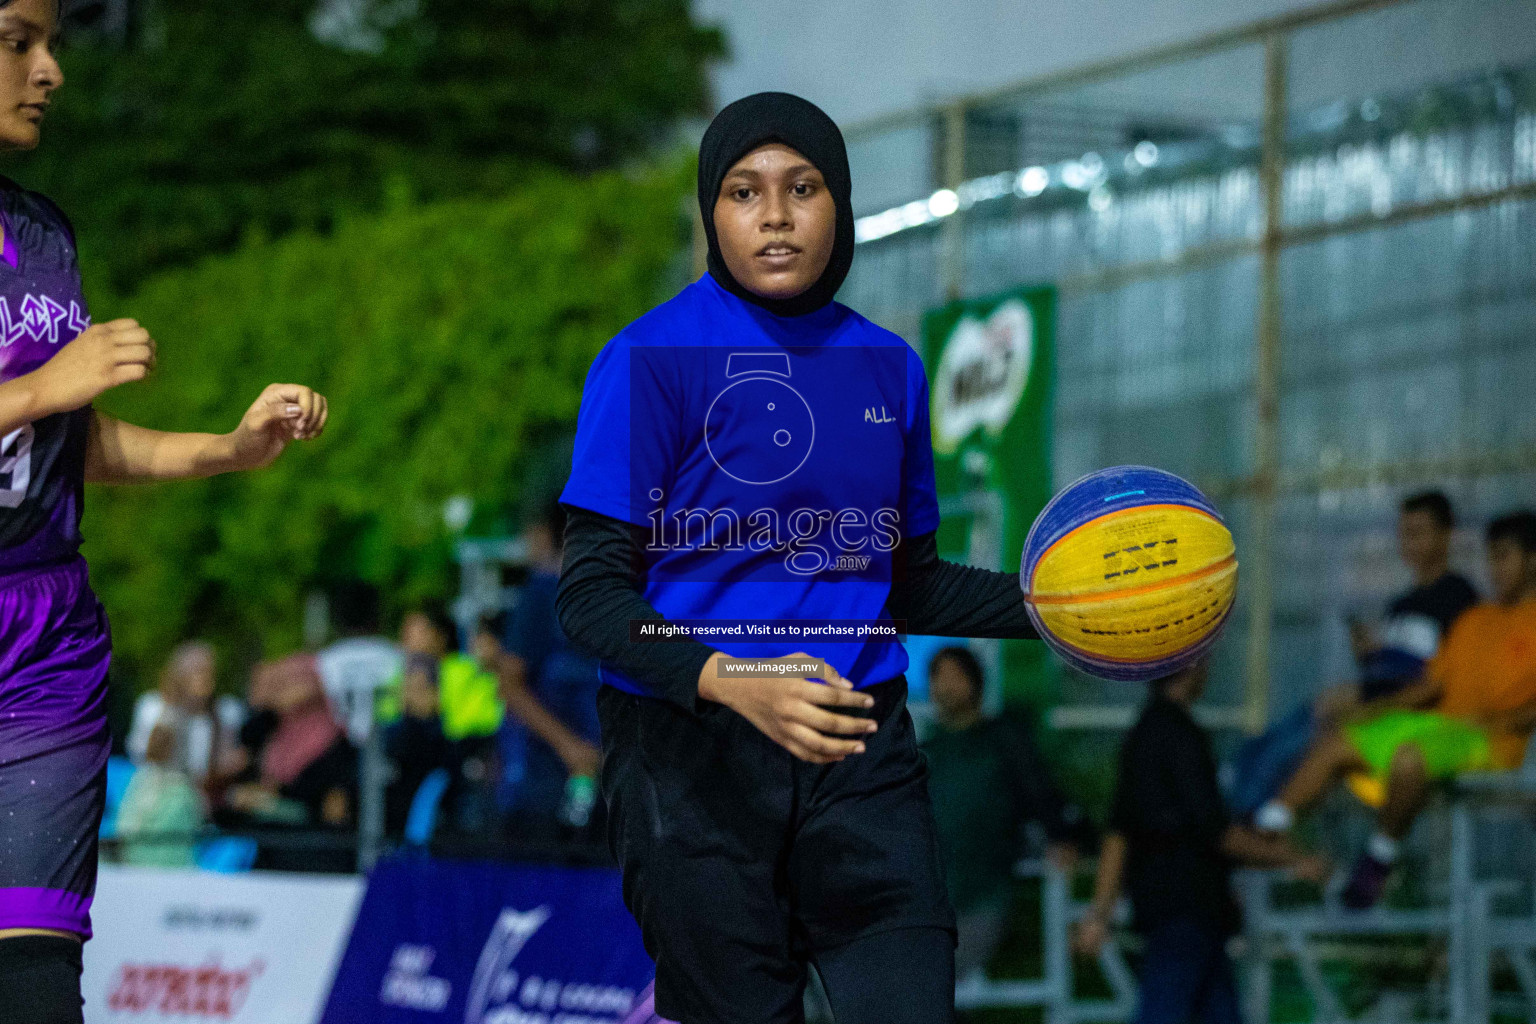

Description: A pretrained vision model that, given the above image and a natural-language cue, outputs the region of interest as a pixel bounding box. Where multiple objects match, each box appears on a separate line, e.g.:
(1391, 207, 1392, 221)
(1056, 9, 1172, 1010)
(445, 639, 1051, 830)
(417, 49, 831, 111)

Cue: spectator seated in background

(126, 640, 245, 795)
(117, 721, 206, 868)
(1231, 491, 1479, 817)
(1075, 658, 1327, 1024)
(1256, 510, 1536, 909)
(380, 603, 504, 742)
(379, 603, 504, 831)
(317, 580, 402, 746)
(481, 500, 603, 843)
(220, 654, 357, 831)
(920, 646, 1091, 985)
(382, 652, 453, 835)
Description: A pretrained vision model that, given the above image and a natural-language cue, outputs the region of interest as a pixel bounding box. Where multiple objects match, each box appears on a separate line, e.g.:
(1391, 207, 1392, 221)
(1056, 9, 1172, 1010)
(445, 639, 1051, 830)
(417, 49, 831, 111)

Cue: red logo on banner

(107, 959, 267, 1018)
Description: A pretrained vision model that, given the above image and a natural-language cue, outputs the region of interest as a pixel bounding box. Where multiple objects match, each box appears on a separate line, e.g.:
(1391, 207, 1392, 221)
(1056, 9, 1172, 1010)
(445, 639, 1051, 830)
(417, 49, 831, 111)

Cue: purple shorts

(0, 557, 111, 938)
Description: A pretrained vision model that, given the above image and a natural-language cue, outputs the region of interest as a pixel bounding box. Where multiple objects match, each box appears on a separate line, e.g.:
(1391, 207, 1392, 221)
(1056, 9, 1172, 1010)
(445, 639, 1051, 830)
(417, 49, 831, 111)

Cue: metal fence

(835, 0, 1536, 726)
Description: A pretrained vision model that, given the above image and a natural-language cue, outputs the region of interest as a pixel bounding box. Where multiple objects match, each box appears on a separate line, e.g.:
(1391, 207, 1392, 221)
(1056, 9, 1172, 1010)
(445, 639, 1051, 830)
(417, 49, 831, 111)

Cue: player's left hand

(229, 383, 329, 470)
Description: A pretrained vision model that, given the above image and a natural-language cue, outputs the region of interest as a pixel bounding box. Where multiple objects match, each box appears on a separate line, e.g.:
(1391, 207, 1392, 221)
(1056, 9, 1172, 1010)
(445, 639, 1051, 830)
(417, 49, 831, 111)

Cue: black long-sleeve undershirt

(888, 529, 1037, 641)
(555, 504, 1036, 712)
(556, 508, 718, 711)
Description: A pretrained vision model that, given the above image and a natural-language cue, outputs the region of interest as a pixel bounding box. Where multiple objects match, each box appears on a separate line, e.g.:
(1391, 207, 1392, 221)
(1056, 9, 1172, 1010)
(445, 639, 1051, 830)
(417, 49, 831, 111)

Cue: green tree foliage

(14, 0, 721, 291)
(83, 161, 692, 691)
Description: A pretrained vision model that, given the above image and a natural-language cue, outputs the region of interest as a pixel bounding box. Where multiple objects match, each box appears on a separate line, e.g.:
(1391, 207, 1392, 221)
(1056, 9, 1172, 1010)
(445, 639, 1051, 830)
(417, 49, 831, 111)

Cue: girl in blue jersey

(0, 3, 328, 1019)
(558, 92, 1038, 1024)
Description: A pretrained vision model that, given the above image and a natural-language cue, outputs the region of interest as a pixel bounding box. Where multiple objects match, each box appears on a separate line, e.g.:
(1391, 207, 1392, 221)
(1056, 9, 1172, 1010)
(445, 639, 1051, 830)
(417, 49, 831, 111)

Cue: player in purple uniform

(0, 2, 329, 1019)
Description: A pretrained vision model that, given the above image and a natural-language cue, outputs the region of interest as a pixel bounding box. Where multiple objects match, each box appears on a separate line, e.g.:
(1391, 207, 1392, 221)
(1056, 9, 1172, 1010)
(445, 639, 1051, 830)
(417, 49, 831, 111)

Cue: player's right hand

(698, 651, 878, 764)
(32, 318, 156, 413)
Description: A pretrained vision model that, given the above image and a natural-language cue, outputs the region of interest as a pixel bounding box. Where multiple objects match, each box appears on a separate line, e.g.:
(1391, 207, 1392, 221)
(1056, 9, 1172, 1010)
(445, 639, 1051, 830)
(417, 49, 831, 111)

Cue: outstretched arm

(86, 383, 328, 483)
(474, 632, 601, 780)
(889, 531, 1037, 640)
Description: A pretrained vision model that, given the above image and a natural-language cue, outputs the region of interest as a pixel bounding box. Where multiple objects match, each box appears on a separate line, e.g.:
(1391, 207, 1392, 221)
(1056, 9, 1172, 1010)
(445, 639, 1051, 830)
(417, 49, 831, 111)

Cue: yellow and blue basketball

(1019, 466, 1238, 681)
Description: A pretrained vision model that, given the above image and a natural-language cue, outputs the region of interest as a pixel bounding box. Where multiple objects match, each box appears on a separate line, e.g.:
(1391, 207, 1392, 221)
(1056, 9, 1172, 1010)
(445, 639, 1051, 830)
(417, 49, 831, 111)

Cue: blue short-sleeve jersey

(561, 272, 940, 695)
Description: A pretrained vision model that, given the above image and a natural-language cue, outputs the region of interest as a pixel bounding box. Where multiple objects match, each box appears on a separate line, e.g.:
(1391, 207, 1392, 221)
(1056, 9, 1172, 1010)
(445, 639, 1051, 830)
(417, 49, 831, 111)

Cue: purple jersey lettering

(0, 180, 92, 575)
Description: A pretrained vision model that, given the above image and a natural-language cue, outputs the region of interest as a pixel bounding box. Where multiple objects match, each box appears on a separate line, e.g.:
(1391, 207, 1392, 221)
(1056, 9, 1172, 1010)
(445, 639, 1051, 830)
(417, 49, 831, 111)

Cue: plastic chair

(403, 768, 453, 847)
(194, 836, 259, 873)
(99, 756, 137, 839)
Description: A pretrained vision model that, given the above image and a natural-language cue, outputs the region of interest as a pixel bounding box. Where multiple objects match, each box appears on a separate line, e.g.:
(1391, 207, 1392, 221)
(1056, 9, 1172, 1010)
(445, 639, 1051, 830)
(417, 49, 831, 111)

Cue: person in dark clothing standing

(556, 92, 1039, 1024)
(921, 646, 1088, 982)
(491, 500, 603, 839)
(381, 653, 452, 835)
(1075, 659, 1328, 1024)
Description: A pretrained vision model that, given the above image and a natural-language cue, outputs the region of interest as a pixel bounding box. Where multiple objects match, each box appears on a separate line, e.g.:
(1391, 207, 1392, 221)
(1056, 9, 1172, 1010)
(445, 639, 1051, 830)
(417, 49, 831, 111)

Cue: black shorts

(597, 676, 956, 1024)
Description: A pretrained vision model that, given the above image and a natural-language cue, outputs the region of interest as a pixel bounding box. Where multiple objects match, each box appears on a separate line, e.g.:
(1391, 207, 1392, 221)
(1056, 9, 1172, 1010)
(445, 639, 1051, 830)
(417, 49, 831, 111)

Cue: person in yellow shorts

(1254, 510, 1536, 908)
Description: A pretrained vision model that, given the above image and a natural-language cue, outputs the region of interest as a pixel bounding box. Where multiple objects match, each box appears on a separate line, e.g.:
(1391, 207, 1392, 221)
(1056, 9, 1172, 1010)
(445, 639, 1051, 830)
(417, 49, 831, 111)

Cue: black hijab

(698, 92, 855, 318)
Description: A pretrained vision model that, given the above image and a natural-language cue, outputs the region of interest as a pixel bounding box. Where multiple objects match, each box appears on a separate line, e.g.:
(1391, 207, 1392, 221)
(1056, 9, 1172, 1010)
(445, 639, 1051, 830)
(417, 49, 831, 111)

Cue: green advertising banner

(921, 285, 1056, 707)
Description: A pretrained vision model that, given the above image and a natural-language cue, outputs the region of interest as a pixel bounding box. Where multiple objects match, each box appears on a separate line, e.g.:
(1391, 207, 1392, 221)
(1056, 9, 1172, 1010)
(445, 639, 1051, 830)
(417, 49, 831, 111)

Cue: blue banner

(320, 858, 654, 1024)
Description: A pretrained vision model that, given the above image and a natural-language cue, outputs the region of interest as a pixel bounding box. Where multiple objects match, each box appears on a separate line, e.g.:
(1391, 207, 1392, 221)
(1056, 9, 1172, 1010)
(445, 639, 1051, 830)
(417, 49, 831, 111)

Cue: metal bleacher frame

(1459, 776, 1536, 1024)
(953, 858, 1138, 1024)
(964, 776, 1536, 1024)
(1241, 775, 1536, 1024)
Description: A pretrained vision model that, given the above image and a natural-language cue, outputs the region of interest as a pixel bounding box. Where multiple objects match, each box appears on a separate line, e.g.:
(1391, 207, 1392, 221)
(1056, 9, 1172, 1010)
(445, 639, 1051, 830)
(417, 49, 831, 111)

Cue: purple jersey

(0, 177, 93, 576)
(0, 185, 105, 939)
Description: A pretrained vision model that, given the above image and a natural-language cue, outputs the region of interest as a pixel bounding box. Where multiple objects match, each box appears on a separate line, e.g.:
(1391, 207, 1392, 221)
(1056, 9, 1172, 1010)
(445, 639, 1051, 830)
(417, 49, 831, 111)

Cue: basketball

(1019, 466, 1238, 681)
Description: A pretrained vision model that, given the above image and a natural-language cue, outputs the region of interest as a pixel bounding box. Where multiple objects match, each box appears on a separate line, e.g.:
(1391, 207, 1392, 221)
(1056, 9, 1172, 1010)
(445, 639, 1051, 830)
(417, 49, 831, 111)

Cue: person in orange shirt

(1254, 510, 1536, 909)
